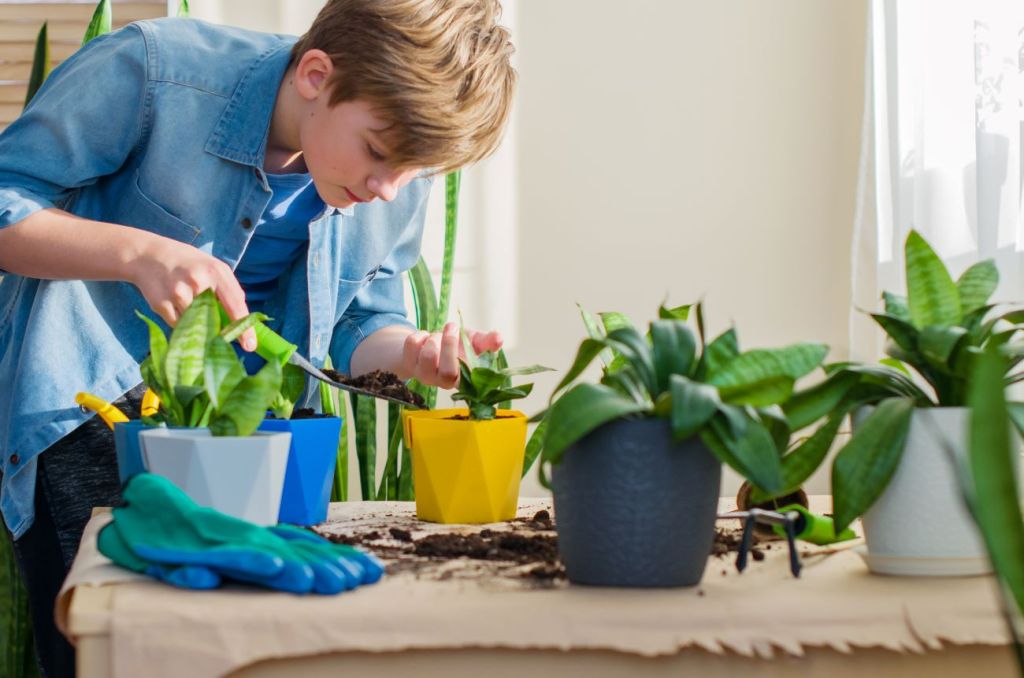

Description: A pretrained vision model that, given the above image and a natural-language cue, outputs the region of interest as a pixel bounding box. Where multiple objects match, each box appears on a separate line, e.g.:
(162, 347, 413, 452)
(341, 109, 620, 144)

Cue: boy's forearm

(0, 208, 157, 284)
(349, 324, 416, 378)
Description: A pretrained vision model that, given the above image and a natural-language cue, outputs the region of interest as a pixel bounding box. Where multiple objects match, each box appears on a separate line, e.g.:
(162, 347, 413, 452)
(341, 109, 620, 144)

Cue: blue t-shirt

(235, 171, 323, 371)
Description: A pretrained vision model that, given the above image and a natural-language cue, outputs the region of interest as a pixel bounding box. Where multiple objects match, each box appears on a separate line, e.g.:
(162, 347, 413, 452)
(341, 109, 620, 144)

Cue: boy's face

(296, 56, 422, 209)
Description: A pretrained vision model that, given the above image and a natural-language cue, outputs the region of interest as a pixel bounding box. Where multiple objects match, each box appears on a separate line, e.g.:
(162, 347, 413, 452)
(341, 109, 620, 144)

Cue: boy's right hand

(129, 235, 257, 352)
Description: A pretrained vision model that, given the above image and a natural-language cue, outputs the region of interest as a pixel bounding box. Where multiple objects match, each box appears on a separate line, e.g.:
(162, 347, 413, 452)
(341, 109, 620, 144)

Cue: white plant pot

(139, 428, 291, 525)
(855, 407, 1011, 577)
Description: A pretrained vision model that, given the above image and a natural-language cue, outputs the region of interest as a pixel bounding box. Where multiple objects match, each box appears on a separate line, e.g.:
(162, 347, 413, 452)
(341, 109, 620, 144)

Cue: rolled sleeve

(330, 275, 416, 375)
(0, 24, 149, 230)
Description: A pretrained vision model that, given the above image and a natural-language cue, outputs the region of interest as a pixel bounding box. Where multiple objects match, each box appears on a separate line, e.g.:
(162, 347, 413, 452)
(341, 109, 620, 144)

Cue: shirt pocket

(122, 171, 201, 244)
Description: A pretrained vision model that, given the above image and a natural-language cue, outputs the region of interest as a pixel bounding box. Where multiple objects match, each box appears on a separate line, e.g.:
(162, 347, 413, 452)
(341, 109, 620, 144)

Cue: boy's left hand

(402, 322, 502, 389)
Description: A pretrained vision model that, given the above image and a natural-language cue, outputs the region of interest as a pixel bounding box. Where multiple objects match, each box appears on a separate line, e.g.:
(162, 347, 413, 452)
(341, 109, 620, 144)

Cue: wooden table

(62, 499, 1018, 678)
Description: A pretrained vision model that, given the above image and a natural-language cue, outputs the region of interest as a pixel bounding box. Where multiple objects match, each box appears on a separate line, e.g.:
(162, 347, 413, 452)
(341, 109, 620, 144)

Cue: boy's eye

(367, 144, 385, 162)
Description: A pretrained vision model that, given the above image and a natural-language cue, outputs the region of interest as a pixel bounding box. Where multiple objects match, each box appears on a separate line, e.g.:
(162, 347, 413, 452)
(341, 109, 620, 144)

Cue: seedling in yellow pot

(404, 336, 552, 524)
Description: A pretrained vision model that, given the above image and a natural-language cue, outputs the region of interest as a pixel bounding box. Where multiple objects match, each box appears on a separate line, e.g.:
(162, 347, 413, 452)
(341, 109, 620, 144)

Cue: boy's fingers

(214, 281, 256, 352)
(402, 332, 430, 376)
(437, 324, 460, 387)
(415, 333, 443, 383)
(470, 330, 503, 355)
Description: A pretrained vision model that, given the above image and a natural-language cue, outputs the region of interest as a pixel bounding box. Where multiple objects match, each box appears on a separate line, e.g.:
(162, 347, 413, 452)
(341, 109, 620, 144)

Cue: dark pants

(9, 386, 145, 678)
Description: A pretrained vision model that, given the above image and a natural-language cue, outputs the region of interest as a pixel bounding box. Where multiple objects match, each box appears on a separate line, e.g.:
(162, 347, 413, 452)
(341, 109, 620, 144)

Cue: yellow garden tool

(75, 389, 161, 429)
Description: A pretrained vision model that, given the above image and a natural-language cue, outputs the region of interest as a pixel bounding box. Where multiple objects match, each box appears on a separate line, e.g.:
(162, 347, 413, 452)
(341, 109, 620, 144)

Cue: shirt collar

(204, 37, 296, 168)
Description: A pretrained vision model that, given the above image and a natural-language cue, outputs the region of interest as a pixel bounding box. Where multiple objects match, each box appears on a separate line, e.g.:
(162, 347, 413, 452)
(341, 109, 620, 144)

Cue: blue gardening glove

(98, 473, 383, 594)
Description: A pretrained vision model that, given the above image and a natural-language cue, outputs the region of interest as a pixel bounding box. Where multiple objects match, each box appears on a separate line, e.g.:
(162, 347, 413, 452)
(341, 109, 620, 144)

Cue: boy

(0, 1, 516, 675)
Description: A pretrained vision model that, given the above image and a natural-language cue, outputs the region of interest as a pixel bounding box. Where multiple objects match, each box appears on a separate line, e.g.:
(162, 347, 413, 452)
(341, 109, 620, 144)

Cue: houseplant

(758, 230, 1024, 575)
(403, 335, 551, 524)
(136, 289, 292, 525)
(538, 302, 827, 587)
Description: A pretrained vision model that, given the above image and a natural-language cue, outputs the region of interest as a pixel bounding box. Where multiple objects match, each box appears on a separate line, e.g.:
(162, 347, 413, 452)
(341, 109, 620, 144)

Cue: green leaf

(136, 311, 170, 389)
(598, 311, 633, 334)
(541, 384, 648, 466)
(209, 360, 282, 437)
(499, 364, 554, 378)
(709, 343, 828, 393)
(658, 303, 691, 321)
(408, 257, 439, 332)
(458, 324, 478, 370)
(957, 260, 998, 314)
(702, 415, 784, 495)
(203, 335, 246, 409)
(1008, 402, 1024, 440)
(870, 313, 919, 356)
(757, 409, 845, 501)
(883, 292, 911, 322)
(918, 325, 969, 370)
(783, 370, 859, 430)
(668, 375, 719, 440)
(436, 172, 460, 330)
(577, 303, 615, 368)
(831, 398, 915, 532)
(165, 290, 218, 390)
(220, 312, 270, 343)
(522, 417, 548, 477)
(703, 328, 739, 379)
(82, 0, 112, 46)
(605, 327, 658, 397)
(967, 347, 1024, 616)
(24, 22, 51, 107)
(905, 230, 962, 328)
(650, 319, 697, 391)
(550, 338, 607, 399)
(757, 404, 791, 453)
(717, 375, 794, 407)
(270, 363, 306, 419)
(176, 0, 191, 17)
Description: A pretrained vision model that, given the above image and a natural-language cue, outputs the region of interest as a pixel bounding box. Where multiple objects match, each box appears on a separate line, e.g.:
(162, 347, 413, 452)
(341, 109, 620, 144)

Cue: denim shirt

(0, 18, 430, 538)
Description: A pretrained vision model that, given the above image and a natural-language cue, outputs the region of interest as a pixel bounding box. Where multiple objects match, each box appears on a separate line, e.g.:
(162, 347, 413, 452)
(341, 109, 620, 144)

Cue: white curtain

(852, 0, 1024, 360)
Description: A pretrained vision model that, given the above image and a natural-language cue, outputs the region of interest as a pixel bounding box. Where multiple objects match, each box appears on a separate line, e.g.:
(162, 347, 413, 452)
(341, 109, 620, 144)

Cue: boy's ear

(294, 49, 334, 101)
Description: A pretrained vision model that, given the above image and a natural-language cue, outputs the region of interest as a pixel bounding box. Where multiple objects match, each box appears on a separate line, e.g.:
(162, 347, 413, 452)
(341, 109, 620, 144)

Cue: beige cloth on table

(57, 499, 1012, 678)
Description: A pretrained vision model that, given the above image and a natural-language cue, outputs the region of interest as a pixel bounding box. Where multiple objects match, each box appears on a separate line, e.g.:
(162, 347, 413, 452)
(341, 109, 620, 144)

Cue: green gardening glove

(98, 473, 383, 594)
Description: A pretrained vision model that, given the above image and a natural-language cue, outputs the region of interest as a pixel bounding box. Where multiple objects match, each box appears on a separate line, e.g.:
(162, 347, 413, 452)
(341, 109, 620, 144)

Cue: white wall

(186, 0, 868, 498)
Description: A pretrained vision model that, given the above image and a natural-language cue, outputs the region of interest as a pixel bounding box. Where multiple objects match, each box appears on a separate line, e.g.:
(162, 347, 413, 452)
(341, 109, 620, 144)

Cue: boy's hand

(401, 322, 503, 389)
(129, 236, 258, 351)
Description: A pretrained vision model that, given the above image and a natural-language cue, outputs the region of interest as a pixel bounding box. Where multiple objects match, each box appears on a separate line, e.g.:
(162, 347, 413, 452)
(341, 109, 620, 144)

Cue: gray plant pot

(551, 417, 721, 587)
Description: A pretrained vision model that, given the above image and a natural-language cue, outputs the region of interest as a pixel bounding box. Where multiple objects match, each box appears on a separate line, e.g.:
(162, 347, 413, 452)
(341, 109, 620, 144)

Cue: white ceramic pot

(139, 428, 291, 525)
(855, 407, 1011, 576)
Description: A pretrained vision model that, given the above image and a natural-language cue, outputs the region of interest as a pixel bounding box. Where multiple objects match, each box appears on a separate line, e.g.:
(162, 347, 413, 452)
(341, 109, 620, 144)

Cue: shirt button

(9, 454, 19, 465)
(241, 217, 253, 229)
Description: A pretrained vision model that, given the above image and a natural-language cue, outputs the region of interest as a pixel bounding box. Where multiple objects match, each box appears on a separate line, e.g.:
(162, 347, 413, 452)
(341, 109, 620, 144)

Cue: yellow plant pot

(403, 408, 527, 524)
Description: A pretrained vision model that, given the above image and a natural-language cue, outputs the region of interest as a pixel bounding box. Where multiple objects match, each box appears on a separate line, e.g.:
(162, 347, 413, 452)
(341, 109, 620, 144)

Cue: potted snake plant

(136, 290, 291, 525)
(403, 333, 552, 524)
(537, 302, 827, 588)
(756, 230, 1024, 576)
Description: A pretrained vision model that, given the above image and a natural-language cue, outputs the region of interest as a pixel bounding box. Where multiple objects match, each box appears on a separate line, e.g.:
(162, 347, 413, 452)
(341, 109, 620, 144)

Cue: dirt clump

(321, 368, 426, 408)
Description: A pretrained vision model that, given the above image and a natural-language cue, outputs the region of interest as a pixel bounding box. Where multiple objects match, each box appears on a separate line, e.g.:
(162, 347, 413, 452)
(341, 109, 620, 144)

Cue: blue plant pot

(259, 416, 342, 525)
(114, 420, 152, 483)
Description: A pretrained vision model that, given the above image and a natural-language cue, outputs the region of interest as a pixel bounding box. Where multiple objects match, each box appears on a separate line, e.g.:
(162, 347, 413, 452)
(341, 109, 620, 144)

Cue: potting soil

(320, 368, 426, 408)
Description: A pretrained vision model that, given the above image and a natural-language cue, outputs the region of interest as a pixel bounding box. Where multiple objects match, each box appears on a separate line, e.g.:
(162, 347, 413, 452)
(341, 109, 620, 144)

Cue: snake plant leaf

(650, 319, 697, 391)
(905, 230, 962, 328)
(436, 172, 460, 328)
(458, 325, 478, 371)
(551, 338, 606, 398)
(468, 366, 506, 396)
(209, 360, 282, 437)
(751, 408, 846, 503)
(831, 397, 915, 533)
(918, 325, 969, 370)
(870, 313, 919, 356)
(176, 0, 191, 17)
(219, 312, 271, 343)
(967, 347, 1024, 615)
(577, 303, 615, 368)
(136, 311, 169, 389)
(165, 290, 218, 390)
(825, 362, 931, 402)
(606, 327, 658, 396)
(716, 402, 749, 438)
(522, 416, 548, 477)
(702, 415, 784, 495)
(710, 343, 828, 391)
(601, 368, 649, 405)
(486, 385, 533, 401)
(599, 311, 634, 334)
(1008, 402, 1024, 440)
(695, 301, 707, 351)
(82, 0, 112, 46)
(718, 375, 794, 408)
(541, 383, 648, 467)
(408, 257, 438, 332)
(757, 404, 791, 453)
(956, 260, 998, 315)
(668, 374, 719, 440)
(783, 369, 859, 430)
(702, 328, 739, 379)
(658, 303, 691, 321)
(24, 22, 51, 107)
(270, 363, 305, 419)
(499, 364, 554, 378)
(203, 335, 246, 409)
(882, 292, 911, 322)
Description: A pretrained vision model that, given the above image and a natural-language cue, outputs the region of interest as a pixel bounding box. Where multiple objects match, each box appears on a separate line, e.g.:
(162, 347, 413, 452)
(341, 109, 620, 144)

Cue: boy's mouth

(344, 187, 366, 203)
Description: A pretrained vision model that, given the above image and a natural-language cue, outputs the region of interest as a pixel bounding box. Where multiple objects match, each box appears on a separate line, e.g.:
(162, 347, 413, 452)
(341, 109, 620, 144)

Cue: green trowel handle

(252, 323, 298, 366)
(771, 504, 857, 546)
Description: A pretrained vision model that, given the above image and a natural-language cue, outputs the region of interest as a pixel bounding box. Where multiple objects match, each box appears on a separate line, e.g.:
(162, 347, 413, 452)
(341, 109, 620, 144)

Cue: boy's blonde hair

(291, 0, 516, 174)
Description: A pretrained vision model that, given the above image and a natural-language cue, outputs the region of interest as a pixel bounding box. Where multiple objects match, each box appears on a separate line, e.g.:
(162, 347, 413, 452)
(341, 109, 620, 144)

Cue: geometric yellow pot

(403, 408, 527, 524)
